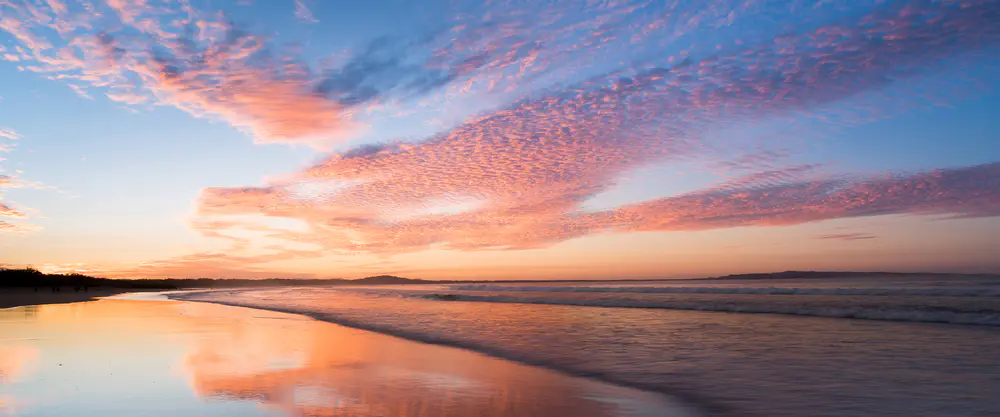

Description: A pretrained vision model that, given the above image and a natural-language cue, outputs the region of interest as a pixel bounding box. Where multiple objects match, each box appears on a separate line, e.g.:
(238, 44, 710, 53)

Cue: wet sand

(0, 296, 700, 417)
(0, 288, 139, 309)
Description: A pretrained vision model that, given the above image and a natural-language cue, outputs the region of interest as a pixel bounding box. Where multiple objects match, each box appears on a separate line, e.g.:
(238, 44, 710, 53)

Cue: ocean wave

(447, 285, 1000, 297)
(418, 293, 1000, 326)
(172, 288, 1000, 417)
(168, 292, 729, 415)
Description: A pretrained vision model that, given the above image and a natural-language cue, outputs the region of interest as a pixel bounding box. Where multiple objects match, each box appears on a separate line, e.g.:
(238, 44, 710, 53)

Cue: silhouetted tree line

(1, 267, 177, 289)
(3, 267, 990, 289)
(0, 268, 429, 289)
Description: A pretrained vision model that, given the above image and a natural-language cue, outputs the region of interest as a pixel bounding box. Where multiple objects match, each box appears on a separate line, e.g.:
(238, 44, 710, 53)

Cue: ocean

(1, 297, 699, 417)
(178, 274, 1000, 417)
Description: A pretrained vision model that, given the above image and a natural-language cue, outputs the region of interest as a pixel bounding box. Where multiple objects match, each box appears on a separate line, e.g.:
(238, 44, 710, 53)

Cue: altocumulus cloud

(0, 0, 692, 146)
(0, 128, 35, 233)
(192, 0, 1000, 255)
(817, 233, 878, 241)
(4, 0, 1000, 264)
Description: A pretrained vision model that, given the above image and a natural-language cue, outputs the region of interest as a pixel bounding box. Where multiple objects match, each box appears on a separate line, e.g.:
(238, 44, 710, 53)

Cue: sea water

(0, 298, 696, 417)
(179, 274, 1000, 417)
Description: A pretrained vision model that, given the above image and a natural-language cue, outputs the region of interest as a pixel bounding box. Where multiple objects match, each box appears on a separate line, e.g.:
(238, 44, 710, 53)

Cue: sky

(0, 0, 998, 280)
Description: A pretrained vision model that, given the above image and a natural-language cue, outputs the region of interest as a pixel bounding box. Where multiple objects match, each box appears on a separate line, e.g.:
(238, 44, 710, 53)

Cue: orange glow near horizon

(16, 214, 999, 280)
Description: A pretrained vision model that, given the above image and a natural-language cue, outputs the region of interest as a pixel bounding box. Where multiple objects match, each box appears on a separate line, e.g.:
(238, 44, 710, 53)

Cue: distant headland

(2, 268, 996, 290)
(0, 268, 432, 290)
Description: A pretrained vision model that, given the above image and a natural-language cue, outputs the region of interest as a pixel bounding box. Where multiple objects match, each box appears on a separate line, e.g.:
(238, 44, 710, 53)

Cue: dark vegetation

(0, 268, 427, 289)
(3, 268, 994, 290)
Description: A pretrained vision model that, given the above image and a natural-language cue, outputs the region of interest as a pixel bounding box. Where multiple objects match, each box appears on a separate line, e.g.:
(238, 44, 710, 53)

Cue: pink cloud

(0, 13, 52, 52)
(1, 127, 42, 232)
(600, 164, 1000, 233)
(0, 203, 25, 218)
(187, 1, 1000, 256)
(817, 233, 877, 241)
(196, 162, 999, 255)
(0, 0, 774, 147)
(0, 0, 668, 146)
(0, 1, 359, 145)
(0, 128, 20, 140)
(5, 1, 1000, 268)
(101, 248, 325, 279)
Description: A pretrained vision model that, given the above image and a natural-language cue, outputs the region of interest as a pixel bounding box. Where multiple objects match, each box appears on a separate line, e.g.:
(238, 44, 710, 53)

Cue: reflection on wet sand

(182, 301, 695, 417)
(0, 346, 38, 384)
(0, 330, 39, 415)
(0, 298, 695, 417)
(0, 346, 34, 415)
(0, 396, 18, 416)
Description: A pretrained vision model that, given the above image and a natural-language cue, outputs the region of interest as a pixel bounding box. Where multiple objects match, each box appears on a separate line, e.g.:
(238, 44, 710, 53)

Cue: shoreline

(1, 294, 704, 417)
(0, 287, 151, 309)
(168, 291, 732, 417)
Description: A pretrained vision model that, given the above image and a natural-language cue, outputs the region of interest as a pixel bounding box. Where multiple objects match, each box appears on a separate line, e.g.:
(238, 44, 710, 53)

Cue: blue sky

(1, 0, 998, 279)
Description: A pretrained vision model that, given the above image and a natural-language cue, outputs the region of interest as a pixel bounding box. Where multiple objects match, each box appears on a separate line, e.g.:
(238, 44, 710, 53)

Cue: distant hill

(0, 268, 350, 289)
(0, 268, 431, 289)
(4, 267, 995, 290)
(352, 275, 428, 285)
(703, 270, 998, 280)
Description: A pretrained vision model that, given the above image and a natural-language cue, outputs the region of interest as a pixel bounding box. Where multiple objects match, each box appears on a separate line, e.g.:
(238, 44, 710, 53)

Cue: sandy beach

(0, 296, 699, 417)
(177, 282, 1000, 417)
(0, 287, 139, 309)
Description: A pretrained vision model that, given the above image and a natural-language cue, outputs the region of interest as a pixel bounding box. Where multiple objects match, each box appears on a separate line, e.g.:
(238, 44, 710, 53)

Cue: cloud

(711, 164, 826, 191)
(0, 128, 16, 153)
(294, 0, 317, 23)
(606, 163, 1000, 231)
(0, 203, 26, 218)
(5, 1, 1000, 271)
(817, 233, 877, 241)
(0, 1, 367, 145)
(189, 1, 1000, 256)
(0, 128, 21, 141)
(0, 0, 685, 146)
(98, 248, 325, 279)
(312, 36, 485, 108)
(197, 162, 1000, 254)
(1, 127, 43, 232)
(0, 203, 38, 232)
